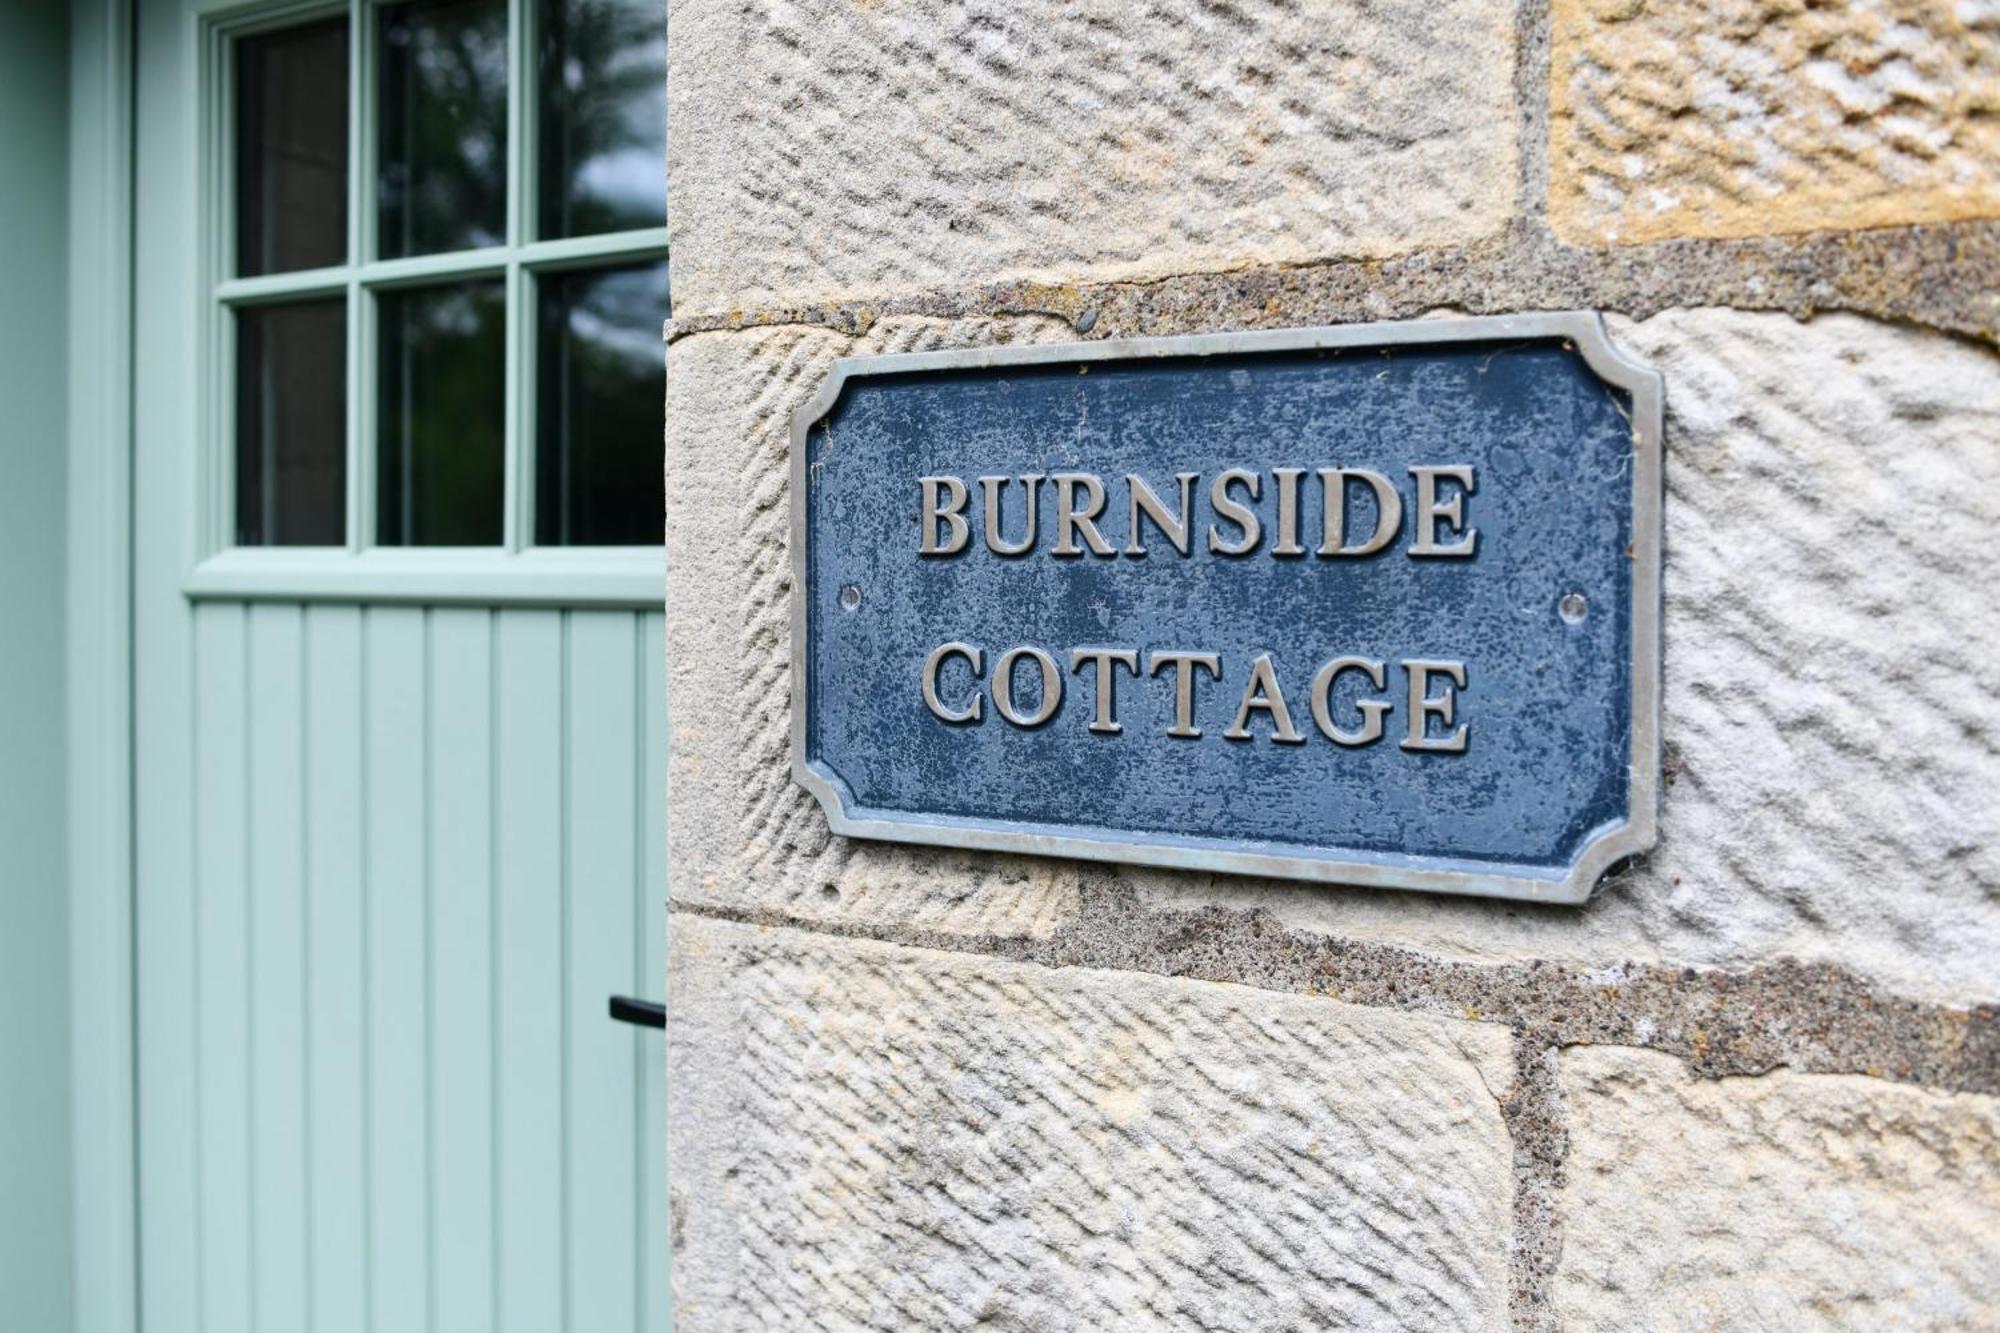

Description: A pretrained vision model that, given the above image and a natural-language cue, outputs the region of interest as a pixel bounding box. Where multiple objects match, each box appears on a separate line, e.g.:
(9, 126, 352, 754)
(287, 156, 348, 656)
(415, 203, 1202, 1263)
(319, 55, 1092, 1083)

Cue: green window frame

(188, 0, 667, 607)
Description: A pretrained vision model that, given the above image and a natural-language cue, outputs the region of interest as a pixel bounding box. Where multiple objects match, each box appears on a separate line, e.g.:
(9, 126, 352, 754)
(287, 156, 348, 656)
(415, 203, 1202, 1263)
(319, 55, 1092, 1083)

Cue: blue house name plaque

(790, 314, 1663, 903)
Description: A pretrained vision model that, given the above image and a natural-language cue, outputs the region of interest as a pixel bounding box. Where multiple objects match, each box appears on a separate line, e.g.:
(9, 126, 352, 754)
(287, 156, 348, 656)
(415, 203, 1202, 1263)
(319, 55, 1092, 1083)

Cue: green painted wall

(0, 1, 76, 1329)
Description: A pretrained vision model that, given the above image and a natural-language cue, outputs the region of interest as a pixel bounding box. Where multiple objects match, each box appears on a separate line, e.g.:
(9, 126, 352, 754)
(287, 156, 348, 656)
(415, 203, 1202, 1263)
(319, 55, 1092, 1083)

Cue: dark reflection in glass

(237, 18, 349, 276)
(535, 262, 666, 545)
(377, 281, 505, 545)
(237, 300, 347, 546)
(538, 0, 667, 239)
(377, 0, 508, 258)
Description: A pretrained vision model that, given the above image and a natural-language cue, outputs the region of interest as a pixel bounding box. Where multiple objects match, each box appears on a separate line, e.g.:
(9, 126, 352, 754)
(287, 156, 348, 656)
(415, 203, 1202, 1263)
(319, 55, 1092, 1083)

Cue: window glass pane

(537, 0, 667, 239)
(236, 18, 349, 276)
(236, 299, 347, 545)
(377, 280, 505, 545)
(377, 0, 508, 259)
(535, 262, 666, 545)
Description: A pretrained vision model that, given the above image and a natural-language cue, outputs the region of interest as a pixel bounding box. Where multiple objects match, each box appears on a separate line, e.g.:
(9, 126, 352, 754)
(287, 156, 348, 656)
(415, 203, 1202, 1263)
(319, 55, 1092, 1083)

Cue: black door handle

(608, 995, 664, 1028)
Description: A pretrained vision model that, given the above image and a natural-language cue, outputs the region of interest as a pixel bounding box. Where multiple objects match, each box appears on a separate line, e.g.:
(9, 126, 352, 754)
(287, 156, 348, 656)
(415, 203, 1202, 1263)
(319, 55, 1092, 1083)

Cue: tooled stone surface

(1550, 0, 2000, 244)
(1557, 1045, 2000, 1329)
(665, 308, 2000, 1005)
(665, 0, 1518, 310)
(1176, 308, 2000, 1004)
(666, 915, 1516, 1331)
(666, 315, 1089, 944)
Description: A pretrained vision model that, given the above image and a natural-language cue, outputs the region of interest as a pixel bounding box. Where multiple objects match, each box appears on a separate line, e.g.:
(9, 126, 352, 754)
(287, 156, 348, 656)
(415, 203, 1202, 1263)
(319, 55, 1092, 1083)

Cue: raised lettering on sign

(916, 467, 1476, 750)
(920, 642, 1468, 751)
(919, 467, 1477, 561)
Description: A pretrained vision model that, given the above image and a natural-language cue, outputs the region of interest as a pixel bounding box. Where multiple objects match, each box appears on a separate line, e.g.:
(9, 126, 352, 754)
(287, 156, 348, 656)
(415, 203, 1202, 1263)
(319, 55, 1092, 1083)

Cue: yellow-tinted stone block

(1559, 1046, 2000, 1329)
(1550, 0, 2000, 244)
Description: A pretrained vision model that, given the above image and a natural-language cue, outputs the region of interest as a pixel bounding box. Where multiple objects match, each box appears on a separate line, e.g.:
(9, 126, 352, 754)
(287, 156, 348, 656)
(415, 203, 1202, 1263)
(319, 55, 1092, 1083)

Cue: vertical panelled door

(131, 0, 671, 1328)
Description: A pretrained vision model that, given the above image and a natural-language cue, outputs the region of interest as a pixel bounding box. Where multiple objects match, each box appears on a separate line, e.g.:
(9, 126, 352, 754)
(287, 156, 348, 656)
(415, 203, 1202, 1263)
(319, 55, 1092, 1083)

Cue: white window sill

(184, 547, 665, 608)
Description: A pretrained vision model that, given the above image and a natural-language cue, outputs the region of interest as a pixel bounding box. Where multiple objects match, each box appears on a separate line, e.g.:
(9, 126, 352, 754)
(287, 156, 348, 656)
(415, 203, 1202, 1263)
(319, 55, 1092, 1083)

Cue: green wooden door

(131, 0, 671, 1328)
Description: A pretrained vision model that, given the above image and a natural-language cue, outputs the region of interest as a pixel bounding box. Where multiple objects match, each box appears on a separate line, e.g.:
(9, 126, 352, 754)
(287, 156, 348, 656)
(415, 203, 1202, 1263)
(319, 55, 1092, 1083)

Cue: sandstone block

(667, 309, 2000, 1005)
(667, 915, 1516, 1331)
(1557, 1045, 2000, 1329)
(665, 315, 1092, 946)
(666, 0, 1519, 311)
(1181, 308, 2000, 1004)
(1549, 0, 2000, 244)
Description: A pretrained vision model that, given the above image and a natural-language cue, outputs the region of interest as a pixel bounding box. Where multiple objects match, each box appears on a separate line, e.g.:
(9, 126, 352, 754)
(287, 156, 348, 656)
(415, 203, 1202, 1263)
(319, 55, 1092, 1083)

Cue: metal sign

(789, 313, 1662, 903)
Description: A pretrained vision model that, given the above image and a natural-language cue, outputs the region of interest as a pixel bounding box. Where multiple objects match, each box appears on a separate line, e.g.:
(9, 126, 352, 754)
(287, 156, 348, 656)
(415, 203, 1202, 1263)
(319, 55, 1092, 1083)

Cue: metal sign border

(787, 311, 1663, 905)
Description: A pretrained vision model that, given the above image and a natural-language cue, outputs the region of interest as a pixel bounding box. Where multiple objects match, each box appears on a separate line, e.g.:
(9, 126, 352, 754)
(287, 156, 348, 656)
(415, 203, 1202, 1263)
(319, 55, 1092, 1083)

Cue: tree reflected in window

(536, 262, 667, 545)
(226, 0, 667, 554)
(378, 0, 509, 258)
(539, 0, 667, 239)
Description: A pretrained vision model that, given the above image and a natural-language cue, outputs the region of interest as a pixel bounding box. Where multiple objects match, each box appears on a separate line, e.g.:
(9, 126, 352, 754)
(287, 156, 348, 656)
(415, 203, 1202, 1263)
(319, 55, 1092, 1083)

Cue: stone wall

(664, 1, 2000, 1327)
